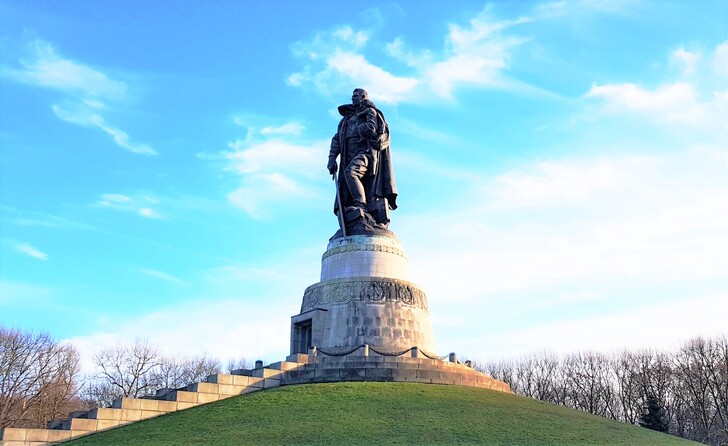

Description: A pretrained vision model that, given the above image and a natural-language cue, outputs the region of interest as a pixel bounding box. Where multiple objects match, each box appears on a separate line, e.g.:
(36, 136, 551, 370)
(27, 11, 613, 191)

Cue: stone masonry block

(339, 368, 367, 380)
(283, 369, 316, 383)
(315, 368, 339, 381)
(233, 375, 257, 386)
(70, 418, 97, 431)
(111, 398, 141, 410)
(206, 373, 234, 385)
(187, 382, 219, 394)
(217, 384, 245, 396)
(97, 419, 122, 430)
(364, 368, 395, 380)
(46, 430, 72, 442)
(263, 378, 281, 389)
(89, 407, 122, 420)
(416, 370, 442, 382)
(121, 409, 142, 422)
(197, 393, 220, 404)
(268, 361, 299, 371)
(241, 385, 261, 395)
(252, 368, 283, 379)
(69, 430, 93, 439)
(141, 410, 162, 420)
(1, 428, 27, 441)
(24, 429, 50, 442)
(171, 391, 198, 403)
(157, 401, 177, 412)
(285, 353, 310, 363)
(247, 377, 265, 388)
(139, 399, 159, 411)
(176, 402, 197, 410)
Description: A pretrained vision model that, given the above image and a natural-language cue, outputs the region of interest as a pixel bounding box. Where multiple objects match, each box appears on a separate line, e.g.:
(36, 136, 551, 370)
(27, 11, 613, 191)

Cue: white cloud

(260, 122, 305, 136)
(211, 119, 330, 218)
(585, 41, 728, 134)
(14, 243, 48, 260)
(397, 146, 727, 358)
(65, 255, 321, 373)
(288, 6, 530, 104)
(67, 298, 294, 373)
(97, 193, 162, 218)
(398, 145, 728, 303)
(1, 39, 154, 155)
(227, 172, 316, 219)
(671, 47, 701, 77)
(324, 50, 418, 104)
(713, 40, 728, 77)
(487, 156, 625, 208)
(2, 40, 126, 100)
(53, 104, 156, 155)
(467, 293, 728, 361)
(224, 139, 321, 176)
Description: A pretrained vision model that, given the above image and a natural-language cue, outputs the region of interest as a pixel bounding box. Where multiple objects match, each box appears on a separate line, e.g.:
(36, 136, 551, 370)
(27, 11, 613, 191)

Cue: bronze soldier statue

(327, 89, 398, 238)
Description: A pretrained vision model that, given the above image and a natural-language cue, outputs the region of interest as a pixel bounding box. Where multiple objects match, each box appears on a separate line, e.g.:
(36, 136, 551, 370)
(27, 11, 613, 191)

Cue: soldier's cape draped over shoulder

(334, 100, 398, 212)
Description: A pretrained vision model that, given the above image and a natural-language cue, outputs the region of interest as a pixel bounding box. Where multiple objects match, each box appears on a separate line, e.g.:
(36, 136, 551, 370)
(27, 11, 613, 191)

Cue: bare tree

(226, 357, 251, 373)
(83, 340, 225, 408)
(87, 339, 162, 406)
(0, 327, 82, 429)
(672, 336, 728, 445)
(153, 356, 221, 389)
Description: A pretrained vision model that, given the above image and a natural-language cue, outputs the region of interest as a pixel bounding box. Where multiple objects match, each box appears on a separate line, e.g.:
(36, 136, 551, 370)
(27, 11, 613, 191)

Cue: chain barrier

(368, 346, 412, 357)
(311, 345, 454, 362)
(315, 345, 364, 357)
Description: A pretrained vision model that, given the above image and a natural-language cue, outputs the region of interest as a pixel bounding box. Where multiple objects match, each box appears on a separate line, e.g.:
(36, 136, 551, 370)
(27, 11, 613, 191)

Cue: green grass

(67, 382, 697, 445)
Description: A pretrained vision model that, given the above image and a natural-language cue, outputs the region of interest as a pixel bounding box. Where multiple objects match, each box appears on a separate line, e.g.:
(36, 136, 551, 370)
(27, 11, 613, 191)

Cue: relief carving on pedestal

(321, 242, 406, 260)
(301, 279, 428, 312)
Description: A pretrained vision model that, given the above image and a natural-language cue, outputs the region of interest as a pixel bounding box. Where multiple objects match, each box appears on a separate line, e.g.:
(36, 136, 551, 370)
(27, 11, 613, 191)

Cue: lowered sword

(332, 173, 347, 237)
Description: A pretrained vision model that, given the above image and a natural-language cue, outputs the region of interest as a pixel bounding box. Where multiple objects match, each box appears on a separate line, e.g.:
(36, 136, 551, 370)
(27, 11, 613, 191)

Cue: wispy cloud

(201, 116, 329, 219)
(0, 39, 155, 155)
(0, 204, 96, 231)
(585, 40, 728, 135)
(288, 6, 534, 104)
(96, 193, 162, 219)
(1, 40, 126, 100)
(14, 242, 49, 260)
(52, 104, 156, 155)
(137, 268, 186, 286)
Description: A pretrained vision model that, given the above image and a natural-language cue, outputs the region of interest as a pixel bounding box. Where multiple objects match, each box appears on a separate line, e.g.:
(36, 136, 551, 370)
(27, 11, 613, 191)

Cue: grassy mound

(67, 382, 696, 445)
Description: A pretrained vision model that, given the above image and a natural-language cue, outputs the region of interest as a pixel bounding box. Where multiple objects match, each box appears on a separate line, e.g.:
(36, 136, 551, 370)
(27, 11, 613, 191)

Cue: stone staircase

(0, 350, 510, 446)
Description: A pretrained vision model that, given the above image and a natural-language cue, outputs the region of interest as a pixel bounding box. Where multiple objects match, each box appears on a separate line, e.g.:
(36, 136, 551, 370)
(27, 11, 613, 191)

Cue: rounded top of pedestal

(325, 234, 402, 252)
(320, 234, 409, 281)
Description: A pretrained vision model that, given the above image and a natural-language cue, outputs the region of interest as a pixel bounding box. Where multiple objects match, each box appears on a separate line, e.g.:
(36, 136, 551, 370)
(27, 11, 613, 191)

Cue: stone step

(285, 353, 311, 363)
(205, 373, 264, 388)
(267, 360, 301, 371)
(251, 367, 284, 379)
(1, 427, 88, 444)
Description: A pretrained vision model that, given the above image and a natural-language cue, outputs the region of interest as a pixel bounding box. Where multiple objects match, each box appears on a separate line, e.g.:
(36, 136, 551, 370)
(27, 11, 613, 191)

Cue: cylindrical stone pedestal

(291, 235, 436, 355)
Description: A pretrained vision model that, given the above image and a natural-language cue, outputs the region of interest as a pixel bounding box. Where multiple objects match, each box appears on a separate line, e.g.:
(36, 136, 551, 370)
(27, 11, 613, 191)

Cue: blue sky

(1, 0, 726, 369)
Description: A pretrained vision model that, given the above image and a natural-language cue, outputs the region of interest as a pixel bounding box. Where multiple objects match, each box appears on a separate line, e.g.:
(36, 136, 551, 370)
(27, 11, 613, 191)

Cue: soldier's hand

(327, 159, 337, 175)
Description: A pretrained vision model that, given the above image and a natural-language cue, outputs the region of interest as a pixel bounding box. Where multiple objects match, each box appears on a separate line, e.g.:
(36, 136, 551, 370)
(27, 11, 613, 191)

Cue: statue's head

(352, 88, 368, 105)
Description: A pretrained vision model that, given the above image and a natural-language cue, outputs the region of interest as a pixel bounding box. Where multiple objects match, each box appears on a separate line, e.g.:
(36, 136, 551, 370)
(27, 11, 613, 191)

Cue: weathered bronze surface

(328, 89, 397, 239)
